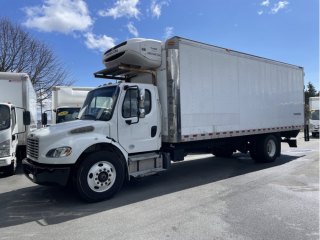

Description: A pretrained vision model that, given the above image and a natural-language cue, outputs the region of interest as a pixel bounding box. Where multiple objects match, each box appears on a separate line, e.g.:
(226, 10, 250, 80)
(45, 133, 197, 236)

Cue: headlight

(0, 139, 10, 158)
(46, 147, 72, 158)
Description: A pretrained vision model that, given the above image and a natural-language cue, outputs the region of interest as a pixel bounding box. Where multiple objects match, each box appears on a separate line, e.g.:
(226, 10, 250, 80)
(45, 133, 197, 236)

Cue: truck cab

(309, 97, 319, 137)
(54, 106, 81, 124)
(309, 109, 319, 137)
(0, 103, 19, 175)
(51, 86, 94, 125)
(23, 82, 164, 201)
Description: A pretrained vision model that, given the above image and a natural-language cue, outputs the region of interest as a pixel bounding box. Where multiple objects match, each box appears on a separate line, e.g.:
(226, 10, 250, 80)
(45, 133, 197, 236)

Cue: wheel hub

(98, 172, 108, 182)
(267, 139, 276, 157)
(87, 161, 116, 193)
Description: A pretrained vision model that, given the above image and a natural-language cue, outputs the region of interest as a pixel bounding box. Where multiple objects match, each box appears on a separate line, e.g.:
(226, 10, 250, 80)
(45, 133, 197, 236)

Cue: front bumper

(22, 158, 71, 186)
(0, 156, 14, 167)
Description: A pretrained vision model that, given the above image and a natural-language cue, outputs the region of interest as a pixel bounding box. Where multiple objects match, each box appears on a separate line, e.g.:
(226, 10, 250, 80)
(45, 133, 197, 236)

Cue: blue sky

(1, 0, 319, 91)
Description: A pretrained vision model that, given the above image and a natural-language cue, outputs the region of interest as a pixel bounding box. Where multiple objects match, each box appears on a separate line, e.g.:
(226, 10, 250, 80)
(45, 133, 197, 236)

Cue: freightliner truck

(51, 86, 94, 124)
(23, 37, 305, 202)
(309, 97, 319, 137)
(0, 73, 34, 175)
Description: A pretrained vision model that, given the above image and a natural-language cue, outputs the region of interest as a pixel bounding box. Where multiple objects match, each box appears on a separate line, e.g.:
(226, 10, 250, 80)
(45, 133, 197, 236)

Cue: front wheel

(73, 151, 124, 202)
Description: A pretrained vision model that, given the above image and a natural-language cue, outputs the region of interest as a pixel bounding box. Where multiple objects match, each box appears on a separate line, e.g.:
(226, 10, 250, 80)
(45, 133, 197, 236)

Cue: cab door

(10, 107, 18, 158)
(117, 84, 159, 153)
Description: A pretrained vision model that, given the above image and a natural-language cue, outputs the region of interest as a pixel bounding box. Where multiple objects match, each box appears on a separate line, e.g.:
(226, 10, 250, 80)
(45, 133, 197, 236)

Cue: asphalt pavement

(0, 132, 318, 239)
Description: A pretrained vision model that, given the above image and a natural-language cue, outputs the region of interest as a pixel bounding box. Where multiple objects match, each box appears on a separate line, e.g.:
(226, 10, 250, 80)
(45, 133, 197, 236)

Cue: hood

(29, 120, 110, 140)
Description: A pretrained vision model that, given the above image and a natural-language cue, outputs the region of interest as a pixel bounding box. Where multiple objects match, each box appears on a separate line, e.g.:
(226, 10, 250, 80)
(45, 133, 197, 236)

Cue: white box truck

(23, 37, 305, 202)
(51, 86, 94, 124)
(309, 97, 319, 137)
(0, 72, 35, 175)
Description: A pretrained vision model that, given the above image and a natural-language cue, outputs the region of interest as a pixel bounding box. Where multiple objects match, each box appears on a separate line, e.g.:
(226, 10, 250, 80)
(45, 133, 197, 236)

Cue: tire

(312, 132, 317, 137)
(73, 151, 125, 202)
(249, 139, 259, 161)
(5, 160, 16, 176)
(256, 134, 279, 163)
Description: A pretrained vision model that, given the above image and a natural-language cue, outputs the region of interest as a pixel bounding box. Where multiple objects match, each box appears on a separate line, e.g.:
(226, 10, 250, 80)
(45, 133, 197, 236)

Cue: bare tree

(0, 16, 75, 104)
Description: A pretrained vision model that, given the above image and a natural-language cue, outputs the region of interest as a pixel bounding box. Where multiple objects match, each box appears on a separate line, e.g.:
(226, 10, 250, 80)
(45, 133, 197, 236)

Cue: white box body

(132, 37, 304, 143)
(0, 72, 37, 145)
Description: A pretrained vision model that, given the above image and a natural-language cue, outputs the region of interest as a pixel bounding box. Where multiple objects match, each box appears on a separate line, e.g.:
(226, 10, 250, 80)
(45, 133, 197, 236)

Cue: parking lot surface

(0, 132, 318, 239)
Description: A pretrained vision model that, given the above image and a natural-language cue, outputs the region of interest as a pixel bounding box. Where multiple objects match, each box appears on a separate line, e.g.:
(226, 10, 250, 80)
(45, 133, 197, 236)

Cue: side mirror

(41, 112, 47, 126)
(23, 111, 31, 125)
(139, 88, 145, 118)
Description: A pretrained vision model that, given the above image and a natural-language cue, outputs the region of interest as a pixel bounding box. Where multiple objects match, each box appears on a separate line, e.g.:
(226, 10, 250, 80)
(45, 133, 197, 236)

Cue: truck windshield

(0, 105, 10, 131)
(310, 110, 319, 120)
(78, 86, 118, 121)
(56, 107, 81, 123)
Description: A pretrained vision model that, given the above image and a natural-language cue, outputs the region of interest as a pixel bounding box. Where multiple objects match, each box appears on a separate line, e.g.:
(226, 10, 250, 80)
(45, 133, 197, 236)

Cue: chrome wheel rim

(87, 161, 116, 192)
(267, 139, 276, 157)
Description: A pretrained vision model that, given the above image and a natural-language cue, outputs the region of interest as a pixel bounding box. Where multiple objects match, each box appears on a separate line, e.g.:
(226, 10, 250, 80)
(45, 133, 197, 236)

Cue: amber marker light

(226, 49, 230, 52)
(66, 148, 72, 156)
(168, 42, 174, 45)
(8, 102, 11, 104)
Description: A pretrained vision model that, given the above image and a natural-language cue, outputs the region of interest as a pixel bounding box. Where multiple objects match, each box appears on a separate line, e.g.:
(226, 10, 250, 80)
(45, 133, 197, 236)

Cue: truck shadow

(0, 152, 301, 228)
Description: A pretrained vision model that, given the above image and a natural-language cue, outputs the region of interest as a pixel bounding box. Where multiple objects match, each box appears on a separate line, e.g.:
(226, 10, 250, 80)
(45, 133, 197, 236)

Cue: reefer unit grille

(27, 138, 39, 159)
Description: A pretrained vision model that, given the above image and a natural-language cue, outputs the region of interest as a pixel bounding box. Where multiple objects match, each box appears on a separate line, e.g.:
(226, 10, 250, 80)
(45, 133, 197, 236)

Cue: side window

(11, 108, 16, 131)
(122, 89, 138, 118)
(144, 90, 151, 114)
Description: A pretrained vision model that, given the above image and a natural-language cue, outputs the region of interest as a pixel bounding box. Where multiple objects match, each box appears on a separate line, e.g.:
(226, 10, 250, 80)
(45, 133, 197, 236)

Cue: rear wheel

(73, 151, 124, 202)
(312, 132, 317, 137)
(255, 134, 279, 163)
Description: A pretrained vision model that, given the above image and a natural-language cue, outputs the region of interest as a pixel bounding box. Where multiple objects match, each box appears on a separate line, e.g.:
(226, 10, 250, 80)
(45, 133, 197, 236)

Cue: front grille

(27, 138, 39, 159)
(104, 41, 127, 55)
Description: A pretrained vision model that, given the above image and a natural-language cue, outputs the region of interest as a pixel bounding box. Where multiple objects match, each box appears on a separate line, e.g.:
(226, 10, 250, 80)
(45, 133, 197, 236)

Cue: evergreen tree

(305, 82, 317, 105)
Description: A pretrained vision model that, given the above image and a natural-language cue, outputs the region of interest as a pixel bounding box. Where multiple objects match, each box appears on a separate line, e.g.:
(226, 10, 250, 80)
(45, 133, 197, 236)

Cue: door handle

(151, 126, 157, 137)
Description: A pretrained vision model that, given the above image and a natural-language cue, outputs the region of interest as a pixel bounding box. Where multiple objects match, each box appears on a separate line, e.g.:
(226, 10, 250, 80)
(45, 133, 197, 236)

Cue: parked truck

(51, 86, 94, 124)
(0, 72, 34, 175)
(309, 97, 319, 137)
(23, 37, 305, 202)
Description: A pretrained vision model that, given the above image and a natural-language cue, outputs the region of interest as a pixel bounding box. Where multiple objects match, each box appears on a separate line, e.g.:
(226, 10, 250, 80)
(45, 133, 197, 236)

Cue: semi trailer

(51, 86, 94, 124)
(23, 37, 305, 202)
(309, 97, 319, 137)
(0, 73, 34, 175)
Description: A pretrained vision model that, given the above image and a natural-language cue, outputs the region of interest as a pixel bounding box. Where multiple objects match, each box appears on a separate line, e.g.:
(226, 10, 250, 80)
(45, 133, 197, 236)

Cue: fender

(76, 140, 130, 180)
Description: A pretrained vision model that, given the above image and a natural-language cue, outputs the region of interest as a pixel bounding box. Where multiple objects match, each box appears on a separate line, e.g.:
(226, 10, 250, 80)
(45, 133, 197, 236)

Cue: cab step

(130, 167, 166, 178)
(128, 152, 170, 178)
(129, 152, 160, 162)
